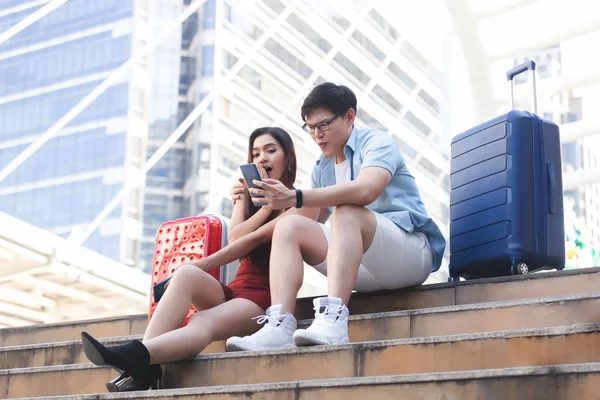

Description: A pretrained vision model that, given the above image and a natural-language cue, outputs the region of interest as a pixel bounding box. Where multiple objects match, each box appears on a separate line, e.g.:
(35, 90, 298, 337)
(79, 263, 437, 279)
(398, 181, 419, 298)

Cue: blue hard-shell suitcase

(449, 61, 565, 280)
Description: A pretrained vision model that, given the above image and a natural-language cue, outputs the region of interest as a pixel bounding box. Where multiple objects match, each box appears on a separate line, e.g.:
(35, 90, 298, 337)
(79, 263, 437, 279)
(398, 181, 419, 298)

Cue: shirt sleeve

(310, 162, 320, 189)
(360, 131, 404, 175)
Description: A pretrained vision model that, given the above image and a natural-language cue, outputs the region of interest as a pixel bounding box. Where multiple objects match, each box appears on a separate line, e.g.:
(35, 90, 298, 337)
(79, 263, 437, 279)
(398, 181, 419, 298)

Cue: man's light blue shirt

(310, 126, 446, 272)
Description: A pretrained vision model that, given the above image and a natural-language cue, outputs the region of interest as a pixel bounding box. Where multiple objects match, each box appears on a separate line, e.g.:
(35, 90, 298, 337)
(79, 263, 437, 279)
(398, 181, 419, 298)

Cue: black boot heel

(141, 364, 163, 391)
(106, 372, 136, 392)
(150, 377, 161, 390)
(106, 364, 162, 392)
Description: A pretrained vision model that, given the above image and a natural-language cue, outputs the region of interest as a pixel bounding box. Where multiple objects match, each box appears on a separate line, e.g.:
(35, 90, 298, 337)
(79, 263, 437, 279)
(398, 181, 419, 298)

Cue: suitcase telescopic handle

(506, 60, 537, 113)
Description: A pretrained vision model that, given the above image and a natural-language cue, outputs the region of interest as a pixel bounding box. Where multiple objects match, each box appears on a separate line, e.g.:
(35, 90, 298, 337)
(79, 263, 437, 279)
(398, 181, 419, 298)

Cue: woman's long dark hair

(247, 127, 297, 189)
(244, 128, 297, 269)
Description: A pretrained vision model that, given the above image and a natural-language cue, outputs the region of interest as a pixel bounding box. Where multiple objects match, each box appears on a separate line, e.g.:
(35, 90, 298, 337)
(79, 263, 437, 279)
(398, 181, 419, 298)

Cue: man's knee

(273, 214, 312, 241)
(331, 204, 369, 225)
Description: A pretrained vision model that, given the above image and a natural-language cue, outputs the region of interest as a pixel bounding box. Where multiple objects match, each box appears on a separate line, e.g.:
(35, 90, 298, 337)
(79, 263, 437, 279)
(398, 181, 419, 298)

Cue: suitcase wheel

(511, 262, 529, 276)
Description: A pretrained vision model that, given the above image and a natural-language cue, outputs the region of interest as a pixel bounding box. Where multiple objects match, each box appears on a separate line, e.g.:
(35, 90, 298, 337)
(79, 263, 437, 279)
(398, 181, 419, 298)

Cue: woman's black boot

(81, 331, 151, 374)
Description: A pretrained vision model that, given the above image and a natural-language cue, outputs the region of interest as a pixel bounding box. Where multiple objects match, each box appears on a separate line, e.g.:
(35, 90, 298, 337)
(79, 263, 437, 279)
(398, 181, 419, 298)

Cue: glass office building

(0, 1, 135, 261)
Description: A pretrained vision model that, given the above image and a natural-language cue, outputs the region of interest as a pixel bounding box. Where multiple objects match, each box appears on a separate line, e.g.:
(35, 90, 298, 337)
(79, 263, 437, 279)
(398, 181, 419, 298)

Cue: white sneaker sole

(226, 341, 296, 352)
(293, 333, 349, 347)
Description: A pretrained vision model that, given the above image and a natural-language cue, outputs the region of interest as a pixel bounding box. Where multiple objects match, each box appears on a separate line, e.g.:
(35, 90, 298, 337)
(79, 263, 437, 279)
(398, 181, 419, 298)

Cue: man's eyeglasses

(302, 115, 340, 134)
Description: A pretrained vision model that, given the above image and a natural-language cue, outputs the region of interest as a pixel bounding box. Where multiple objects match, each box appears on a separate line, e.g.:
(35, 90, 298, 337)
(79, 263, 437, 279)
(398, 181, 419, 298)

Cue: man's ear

(346, 108, 356, 125)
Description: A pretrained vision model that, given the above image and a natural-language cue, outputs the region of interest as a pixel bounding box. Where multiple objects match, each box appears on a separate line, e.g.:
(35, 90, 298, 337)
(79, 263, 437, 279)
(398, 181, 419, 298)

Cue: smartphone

(153, 276, 173, 303)
(239, 163, 263, 199)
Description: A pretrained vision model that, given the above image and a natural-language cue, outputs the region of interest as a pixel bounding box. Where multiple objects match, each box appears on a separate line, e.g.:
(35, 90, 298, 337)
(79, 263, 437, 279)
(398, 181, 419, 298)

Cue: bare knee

(171, 264, 225, 310)
(331, 204, 368, 226)
(273, 214, 312, 242)
(172, 264, 202, 283)
(169, 264, 214, 291)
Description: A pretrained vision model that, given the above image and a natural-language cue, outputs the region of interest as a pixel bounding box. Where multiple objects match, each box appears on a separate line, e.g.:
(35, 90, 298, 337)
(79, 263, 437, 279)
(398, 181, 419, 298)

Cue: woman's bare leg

(143, 298, 264, 364)
(143, 264, 227, 341)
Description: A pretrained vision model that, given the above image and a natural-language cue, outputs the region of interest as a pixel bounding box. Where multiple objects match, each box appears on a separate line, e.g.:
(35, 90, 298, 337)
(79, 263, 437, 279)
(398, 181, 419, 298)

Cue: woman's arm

(228, 178, 249, 232)
(192, 206, 319, 271)
(228, 206, 272, 242)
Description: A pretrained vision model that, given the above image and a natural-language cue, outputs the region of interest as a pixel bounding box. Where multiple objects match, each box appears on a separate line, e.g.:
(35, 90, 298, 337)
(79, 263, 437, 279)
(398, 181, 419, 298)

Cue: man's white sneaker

(226, 305, 297, 351)
(293, 297, 350, 347)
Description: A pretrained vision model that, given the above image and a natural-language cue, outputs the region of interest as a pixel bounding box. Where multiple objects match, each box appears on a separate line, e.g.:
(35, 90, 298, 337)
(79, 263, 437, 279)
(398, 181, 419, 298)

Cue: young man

(226, 82, 446, 351)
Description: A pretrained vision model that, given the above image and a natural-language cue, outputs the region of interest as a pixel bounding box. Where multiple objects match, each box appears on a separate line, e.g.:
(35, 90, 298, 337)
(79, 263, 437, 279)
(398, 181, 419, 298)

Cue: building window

(264, 38, 312, 79)
(333, 52, 369, 86)
(203, 0, 216, 29)
(238, 66, 262, 90)
(263, 0, 286, 14)
(368, 9, 400, 42)
(350, 30, 385, 63)
(400, 41, 430, 73)
(222, 50, 238, 70)
(418, 156, 442, 178)
(386, 62, 416, 91)
(372, 84, 403, 114)
(181, 12, 198, 50)
(201, 45, 215, 77)
(286, 13, 332, 53)
(404, 111, 432, 137)
(357, 108, 385, 131)
(417, 89, 440, 116)
(392, 133, 417, 159)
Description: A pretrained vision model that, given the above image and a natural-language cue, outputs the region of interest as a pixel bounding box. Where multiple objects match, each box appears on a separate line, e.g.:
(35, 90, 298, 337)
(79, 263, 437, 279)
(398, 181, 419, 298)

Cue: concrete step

(2, 324, 599, 398)
(2, 267, 599, 347)
(0, 314, 146, 349)
(9, 362, 600, 400)
(3, 291, 600, 369)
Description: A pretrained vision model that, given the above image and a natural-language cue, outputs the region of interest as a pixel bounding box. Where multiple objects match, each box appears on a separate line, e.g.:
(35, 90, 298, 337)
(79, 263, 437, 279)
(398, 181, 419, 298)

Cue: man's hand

(249, 179, 296, 210)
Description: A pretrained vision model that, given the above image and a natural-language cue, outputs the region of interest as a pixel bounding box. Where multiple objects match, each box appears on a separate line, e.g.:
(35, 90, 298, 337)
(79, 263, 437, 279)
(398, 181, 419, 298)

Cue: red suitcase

(148, 215, 233, 325)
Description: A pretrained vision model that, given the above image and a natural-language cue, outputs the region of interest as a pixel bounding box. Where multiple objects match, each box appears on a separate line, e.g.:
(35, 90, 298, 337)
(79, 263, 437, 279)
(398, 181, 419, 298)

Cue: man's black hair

(300, 82, 357, 121)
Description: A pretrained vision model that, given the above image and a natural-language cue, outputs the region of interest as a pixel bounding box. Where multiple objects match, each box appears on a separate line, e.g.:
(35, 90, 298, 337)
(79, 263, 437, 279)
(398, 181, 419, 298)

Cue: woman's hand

(231, 178, 249, 205)
(257, 163, 269, 180)
(257, 164, 274, 213)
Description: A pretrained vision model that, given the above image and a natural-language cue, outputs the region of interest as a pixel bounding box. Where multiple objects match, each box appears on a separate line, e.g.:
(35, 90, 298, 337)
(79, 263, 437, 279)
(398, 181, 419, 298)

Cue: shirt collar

(344, 125, 358, 153)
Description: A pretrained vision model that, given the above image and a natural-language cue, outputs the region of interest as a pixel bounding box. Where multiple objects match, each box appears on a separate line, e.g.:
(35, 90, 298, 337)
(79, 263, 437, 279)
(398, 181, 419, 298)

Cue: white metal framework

(0, 211, 149, 328)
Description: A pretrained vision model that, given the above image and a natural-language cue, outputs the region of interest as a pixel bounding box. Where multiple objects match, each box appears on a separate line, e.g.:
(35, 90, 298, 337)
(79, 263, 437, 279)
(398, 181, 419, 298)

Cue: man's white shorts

(312, 210, 433, 292)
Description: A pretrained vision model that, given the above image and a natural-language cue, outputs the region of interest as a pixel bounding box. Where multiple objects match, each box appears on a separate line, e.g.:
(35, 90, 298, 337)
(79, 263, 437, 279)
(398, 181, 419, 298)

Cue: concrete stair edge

(9, 362, 600, 400)
(190, 322, 600, 361)
(3, 290, 599, 353)
(2, 266, 599, 337)
(5, 322, 599, 375)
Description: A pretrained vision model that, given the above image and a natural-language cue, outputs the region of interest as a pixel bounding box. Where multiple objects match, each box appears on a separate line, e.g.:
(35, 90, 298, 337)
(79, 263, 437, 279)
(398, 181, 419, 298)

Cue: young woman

(80, 127, 310, 392)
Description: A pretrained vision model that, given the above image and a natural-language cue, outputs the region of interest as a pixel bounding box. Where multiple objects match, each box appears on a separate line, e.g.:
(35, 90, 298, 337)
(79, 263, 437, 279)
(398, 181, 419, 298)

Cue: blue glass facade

(0, 0, 134, 259)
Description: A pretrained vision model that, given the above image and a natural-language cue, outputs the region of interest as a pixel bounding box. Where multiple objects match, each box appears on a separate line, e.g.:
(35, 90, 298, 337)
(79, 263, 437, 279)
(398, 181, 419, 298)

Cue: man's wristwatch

(295, 189, 303, 209)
